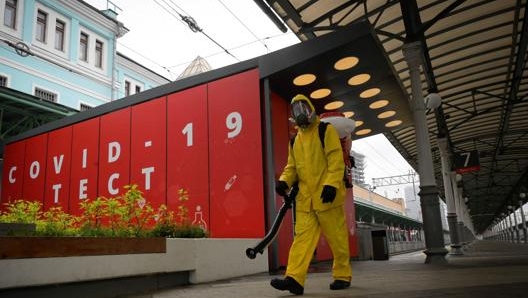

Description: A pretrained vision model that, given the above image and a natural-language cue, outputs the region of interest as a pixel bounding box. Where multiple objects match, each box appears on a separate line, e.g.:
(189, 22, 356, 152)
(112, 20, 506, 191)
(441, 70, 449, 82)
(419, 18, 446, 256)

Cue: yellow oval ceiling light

(293, 73, 316, 86)
(355, 128, 372, 136)
(355, 120, 364, 127)
(343, 111, 355, 118)
(360, 88, 381, 98)
(324, 101, 344, 110)
(348, 73, 371, 86)
(310, 88, 331, 99)
(385, 120, 403, 128)
(377, 110, 396, 119)
(369, 99, 389, 109)
(334, 56, 359, 70)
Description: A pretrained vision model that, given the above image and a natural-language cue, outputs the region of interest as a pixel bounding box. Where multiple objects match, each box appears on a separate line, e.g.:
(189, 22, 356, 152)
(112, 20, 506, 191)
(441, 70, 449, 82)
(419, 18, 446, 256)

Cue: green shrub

(0, 184, 208, 238)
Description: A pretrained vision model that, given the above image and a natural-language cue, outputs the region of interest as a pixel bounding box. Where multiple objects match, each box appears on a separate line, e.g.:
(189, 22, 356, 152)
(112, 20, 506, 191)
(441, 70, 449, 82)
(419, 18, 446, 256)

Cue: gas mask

(291, 100, 315, 128)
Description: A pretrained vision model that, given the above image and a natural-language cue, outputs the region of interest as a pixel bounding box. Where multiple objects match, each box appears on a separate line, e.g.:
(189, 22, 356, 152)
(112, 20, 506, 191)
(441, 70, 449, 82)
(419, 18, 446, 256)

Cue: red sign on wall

(131, 97, 167, 209)
(44, 126, 73, 211)
(98, 108, 131, 198)
(22, 134, 48, 202)
(167, 85, 209, 228)
(69, 117, 100, 215)
(208, 69, 264, 238)
(1, 140, 26, 205)
(1, 69, 267, 240)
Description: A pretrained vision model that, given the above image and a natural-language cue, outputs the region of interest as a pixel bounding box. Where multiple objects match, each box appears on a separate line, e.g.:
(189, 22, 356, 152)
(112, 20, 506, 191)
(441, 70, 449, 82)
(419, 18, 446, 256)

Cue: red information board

(1, 140, 26, 205)
(22, 134, 48, 202)
(167, 86, 209, 228)
(98, 108, 131, 198)
(69, 117, 100, 214)
(208, 69, 264, 238)
(131, 97, 167, 208)
(44, 126, 72, 211)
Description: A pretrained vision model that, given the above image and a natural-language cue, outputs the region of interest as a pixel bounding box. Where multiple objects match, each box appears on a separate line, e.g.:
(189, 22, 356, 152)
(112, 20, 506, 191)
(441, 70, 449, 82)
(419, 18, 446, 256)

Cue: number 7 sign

(454, 150, 480, 174)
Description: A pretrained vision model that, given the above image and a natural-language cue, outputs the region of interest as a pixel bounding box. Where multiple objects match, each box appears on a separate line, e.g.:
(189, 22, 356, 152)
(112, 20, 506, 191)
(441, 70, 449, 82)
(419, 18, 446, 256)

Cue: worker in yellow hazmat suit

(270, 94, 352, 295)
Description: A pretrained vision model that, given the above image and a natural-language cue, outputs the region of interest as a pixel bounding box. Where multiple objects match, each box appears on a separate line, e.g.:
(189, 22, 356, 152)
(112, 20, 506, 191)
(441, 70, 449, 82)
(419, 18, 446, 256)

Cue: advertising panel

(22, 134, 48, 202)
(44, 126, 72, 211)
(1, 140, 26, 205)
(167, 85, 209, 229)
(70, 117, 100, 214)
(131, 97, 167, 208)
(98, 108, 131, 198)
(208, 69, 264, 238)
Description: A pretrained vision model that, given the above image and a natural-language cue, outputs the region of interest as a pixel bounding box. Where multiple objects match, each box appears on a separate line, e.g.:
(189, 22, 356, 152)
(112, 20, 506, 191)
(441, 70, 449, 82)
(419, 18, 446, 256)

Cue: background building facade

(0, 0, 169, 112)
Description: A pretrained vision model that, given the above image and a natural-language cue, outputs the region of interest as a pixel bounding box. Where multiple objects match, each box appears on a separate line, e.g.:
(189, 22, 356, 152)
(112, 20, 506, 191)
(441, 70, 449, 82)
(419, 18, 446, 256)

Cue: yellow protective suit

(279, 95, 352, 286)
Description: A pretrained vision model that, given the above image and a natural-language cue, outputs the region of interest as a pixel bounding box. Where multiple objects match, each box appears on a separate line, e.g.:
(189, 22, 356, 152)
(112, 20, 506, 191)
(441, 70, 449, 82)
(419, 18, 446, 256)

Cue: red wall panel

(1, 140, 26, 205)
(167, 86, 209, 228)
(44, 126, 72, 211)
(98, 108, 131, 198)
(131, 97, 167, 208)
(270, 91, 295, 267)
(208, 69, 264, 238)
(70, 118, 100, 214)
(22, 134, 48, 202)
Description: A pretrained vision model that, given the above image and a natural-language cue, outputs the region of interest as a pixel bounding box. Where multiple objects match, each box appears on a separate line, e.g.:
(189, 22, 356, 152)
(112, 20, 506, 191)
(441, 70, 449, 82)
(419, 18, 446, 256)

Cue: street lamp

(424, 93, 442, 109)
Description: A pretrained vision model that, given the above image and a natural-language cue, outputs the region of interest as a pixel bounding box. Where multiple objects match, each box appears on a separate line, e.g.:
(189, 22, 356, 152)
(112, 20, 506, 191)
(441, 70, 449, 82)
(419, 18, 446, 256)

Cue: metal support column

(438, 137, 462, 254)
(520, 200, 527, 244)
(402, 42, 447, 264)
(512, 207, 520, 243)
(500, 219, 507, 241)
(454, 182, 466, 246)
(508, 215, 515, 243)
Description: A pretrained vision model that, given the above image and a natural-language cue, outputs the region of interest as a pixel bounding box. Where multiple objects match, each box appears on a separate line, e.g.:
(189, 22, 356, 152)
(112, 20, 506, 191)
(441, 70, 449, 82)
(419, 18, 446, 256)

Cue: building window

(0, 75, 7, 87)
(36, 10, 47, 43)
(95, 40, 103, 68)
(4, 0, 17, 29)
(124, 80, 131, 96)
(80, 103, 93, 111)
(35, 87, 57, 102)
(54, 19, 65, 51)
(135, 85, 141, 93)
(79, 32, 88, 61)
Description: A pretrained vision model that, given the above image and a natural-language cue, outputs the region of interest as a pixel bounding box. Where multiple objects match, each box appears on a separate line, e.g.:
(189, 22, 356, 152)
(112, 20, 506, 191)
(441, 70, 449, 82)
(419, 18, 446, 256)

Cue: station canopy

(260, 0, 528, 233)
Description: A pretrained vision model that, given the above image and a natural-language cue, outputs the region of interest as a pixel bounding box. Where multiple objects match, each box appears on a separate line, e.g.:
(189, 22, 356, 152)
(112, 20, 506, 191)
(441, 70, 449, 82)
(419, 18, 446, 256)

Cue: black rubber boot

(329, 279, 350, 290)
(270, 276, 304, 295)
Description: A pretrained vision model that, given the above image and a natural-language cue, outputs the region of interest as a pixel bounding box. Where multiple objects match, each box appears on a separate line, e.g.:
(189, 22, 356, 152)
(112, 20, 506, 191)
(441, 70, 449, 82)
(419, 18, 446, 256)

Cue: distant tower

(177, 56, 212, 79)
(351, 150, 366, 186)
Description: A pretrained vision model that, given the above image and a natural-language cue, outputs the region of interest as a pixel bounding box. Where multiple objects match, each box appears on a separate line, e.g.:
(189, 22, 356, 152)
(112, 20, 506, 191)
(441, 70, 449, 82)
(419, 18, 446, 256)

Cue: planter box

(0, 236, 166, 259)
(0, 238, 268, 291)
(0, 223, 36, 236)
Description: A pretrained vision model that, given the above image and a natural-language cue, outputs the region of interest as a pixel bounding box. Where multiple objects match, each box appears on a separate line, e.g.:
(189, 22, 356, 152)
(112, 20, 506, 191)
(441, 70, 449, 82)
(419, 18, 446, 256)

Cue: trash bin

(371, 229, 389, 260)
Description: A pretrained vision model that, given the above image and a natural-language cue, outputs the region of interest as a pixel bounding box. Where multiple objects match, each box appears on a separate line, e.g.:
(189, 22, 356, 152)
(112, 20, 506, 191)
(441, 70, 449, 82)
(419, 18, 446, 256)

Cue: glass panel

(4, 0, 17, 29)
(36, 10, 47, 42)
(55, 20, 65, 51)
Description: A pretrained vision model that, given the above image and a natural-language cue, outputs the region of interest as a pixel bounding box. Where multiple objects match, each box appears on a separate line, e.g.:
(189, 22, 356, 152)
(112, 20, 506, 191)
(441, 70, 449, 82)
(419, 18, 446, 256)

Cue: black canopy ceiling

(260, 0, 528, 234)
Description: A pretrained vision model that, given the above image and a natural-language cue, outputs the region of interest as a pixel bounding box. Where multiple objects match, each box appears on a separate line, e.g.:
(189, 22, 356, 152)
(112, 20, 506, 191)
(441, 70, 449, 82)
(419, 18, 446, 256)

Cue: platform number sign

(454, 150, 480, 174)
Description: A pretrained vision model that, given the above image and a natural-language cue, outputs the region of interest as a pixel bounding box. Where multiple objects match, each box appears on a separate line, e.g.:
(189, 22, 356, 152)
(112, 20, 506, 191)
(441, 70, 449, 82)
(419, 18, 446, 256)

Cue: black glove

(275, 181, 289, 197)
(321, 185, 336, 203)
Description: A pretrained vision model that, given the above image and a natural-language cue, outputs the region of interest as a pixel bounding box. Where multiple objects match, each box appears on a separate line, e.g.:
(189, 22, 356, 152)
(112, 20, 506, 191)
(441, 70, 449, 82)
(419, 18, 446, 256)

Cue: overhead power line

(153, 0, 238, 62)
(217, 0, 270, 53)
